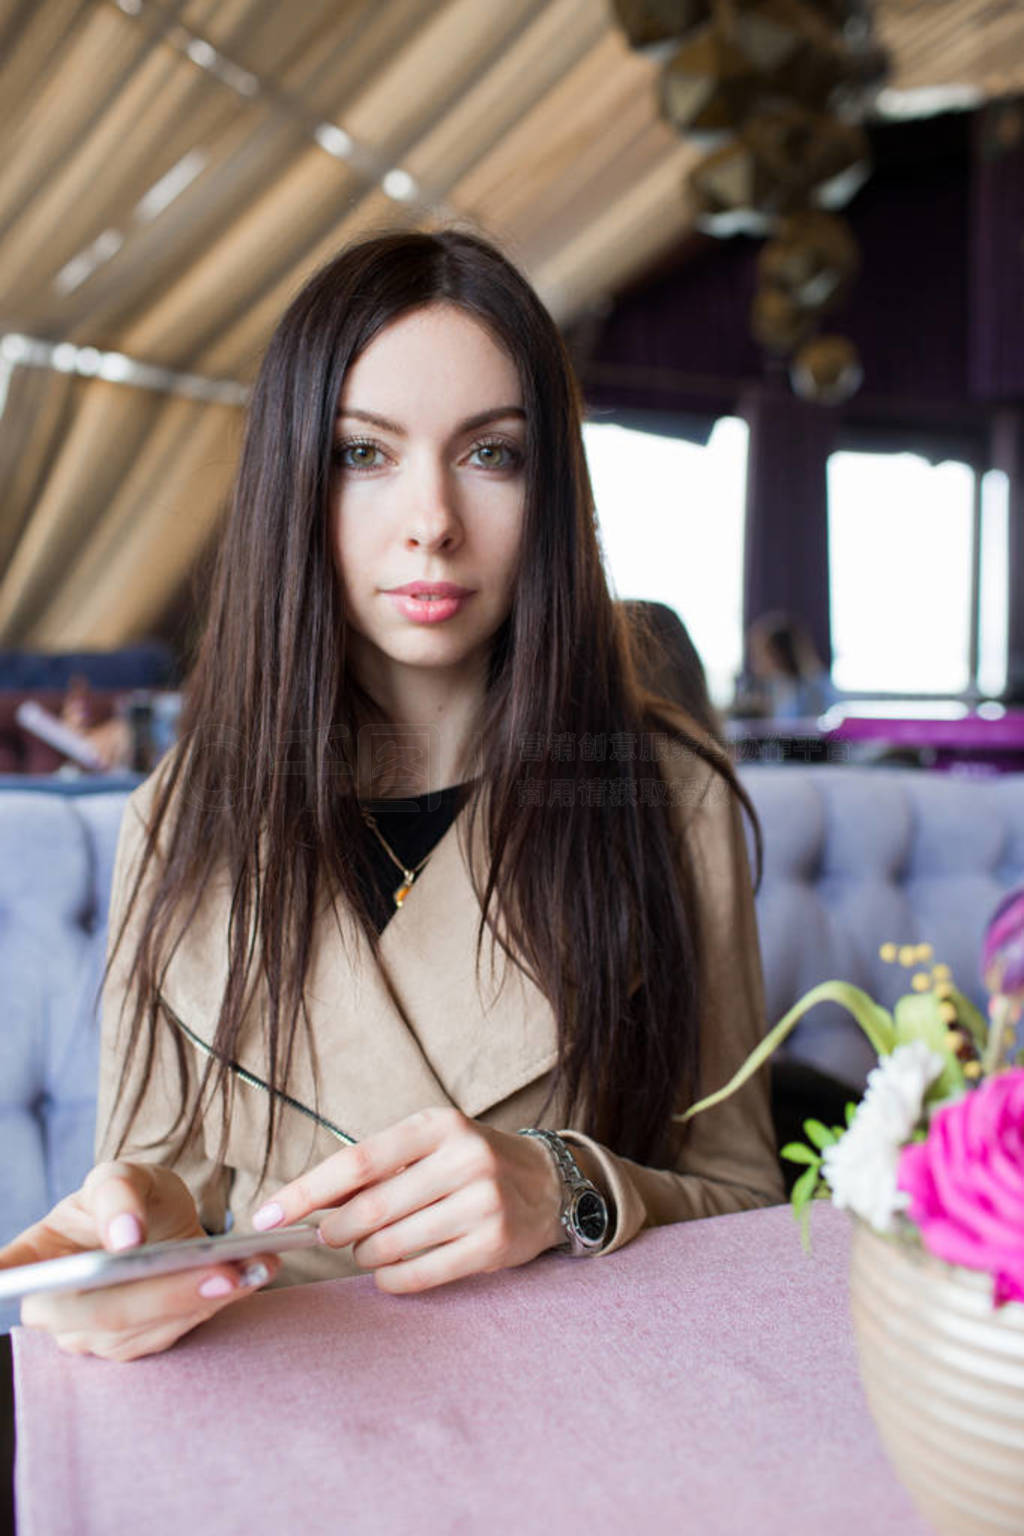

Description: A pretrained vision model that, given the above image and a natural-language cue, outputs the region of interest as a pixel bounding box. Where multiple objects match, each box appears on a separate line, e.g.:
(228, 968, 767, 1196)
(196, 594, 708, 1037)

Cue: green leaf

(675, 981, 895, 1126)
(844, 1101, 857, 1127)
(892, 991, 941, 1045)
(791, 1162, 820, 1217)
(802, 1118, 837, 1150)
(951, 988, 988, 1050)
(780, 1142, 819, 1166)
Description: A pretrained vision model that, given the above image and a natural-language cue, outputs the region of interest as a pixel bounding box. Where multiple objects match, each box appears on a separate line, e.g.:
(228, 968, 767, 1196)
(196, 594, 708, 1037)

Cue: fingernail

(240, 1261, 270, 1288)
(108, 1213, 143, 1251)
(252, 1202, 284, 1231)
(198, 1275, 235, 1299)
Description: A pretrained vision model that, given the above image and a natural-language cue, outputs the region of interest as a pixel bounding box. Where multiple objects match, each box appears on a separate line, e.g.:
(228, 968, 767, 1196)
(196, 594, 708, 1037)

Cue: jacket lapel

(375, 806, 559, 1118)
(158, 795, 559, 1139)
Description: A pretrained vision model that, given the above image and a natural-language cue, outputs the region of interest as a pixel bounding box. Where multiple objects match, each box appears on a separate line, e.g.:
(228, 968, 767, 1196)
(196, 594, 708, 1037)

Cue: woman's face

(330, 302, 526, 697)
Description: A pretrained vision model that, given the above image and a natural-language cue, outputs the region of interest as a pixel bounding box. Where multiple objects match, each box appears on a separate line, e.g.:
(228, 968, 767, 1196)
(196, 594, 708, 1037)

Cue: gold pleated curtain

(0, 0, 1021, 650)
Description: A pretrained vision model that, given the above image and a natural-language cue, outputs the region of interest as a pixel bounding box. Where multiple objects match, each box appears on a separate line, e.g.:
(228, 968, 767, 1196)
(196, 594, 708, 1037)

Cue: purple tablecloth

(13, 1202, 932, 1536)
(832, 713, 1024, 748)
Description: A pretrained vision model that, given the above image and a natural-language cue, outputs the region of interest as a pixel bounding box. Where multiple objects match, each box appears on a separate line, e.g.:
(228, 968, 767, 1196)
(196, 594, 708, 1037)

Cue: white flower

(823, 1119, 907, 1233)
(862, 1039, 947, 1140)
(821, 1041, 945, 1234)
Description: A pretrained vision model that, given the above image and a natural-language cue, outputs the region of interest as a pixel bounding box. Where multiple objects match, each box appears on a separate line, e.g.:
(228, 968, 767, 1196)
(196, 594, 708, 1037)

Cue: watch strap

(517, 1127, 610, 1257)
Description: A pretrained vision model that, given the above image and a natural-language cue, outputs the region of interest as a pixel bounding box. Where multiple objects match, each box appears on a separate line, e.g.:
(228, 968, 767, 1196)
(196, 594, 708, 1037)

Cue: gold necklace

(359, 807, 433, 909)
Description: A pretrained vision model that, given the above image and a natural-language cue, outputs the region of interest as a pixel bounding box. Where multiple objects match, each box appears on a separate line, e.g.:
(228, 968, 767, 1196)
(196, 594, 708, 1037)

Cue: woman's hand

(0, 1161, 280, 1362)
(252, 1106, 567, 1294)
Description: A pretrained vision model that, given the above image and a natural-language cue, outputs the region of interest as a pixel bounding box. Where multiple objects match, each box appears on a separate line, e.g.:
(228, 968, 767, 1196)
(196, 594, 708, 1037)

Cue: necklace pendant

(393, 876, 414, 908)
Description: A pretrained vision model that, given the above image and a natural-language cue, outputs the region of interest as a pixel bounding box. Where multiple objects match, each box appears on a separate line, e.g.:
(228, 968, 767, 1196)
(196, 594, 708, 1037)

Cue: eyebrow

(335, 405, 526, 435)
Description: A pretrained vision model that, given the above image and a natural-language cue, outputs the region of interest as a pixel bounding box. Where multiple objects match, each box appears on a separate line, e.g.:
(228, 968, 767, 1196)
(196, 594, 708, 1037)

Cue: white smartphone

(0, 1224, 320, 1303)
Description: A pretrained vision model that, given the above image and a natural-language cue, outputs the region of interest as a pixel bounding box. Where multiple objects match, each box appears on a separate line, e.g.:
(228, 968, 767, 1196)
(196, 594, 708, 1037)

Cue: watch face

(573, 1189, 608, 1244)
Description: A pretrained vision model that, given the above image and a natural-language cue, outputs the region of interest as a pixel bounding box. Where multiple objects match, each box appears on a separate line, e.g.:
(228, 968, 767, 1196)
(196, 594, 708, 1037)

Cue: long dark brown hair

(111, 229, 756, 1177)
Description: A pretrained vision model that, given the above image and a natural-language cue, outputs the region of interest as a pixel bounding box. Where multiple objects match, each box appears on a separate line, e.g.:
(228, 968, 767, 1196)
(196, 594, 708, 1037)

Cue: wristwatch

(517, 1128, 610, 1256)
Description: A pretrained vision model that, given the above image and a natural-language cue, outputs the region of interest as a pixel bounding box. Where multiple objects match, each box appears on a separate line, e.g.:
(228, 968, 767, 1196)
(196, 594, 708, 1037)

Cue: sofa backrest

(0, 790, 126, 1226)
(743, 766, 1024, 1084)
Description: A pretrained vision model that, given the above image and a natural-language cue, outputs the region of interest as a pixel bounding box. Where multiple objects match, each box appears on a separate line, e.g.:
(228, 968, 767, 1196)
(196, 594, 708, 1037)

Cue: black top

(356, 782, 473, 934)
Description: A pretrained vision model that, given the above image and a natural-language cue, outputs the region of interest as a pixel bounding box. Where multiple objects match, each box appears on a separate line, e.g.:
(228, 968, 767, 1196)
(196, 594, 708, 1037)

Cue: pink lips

(388, 581, 473, 598)
(384, 581, 474, 625)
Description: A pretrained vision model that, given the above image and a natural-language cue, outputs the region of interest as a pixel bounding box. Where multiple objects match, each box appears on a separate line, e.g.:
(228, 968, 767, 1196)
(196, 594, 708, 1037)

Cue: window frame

(825, 422, 1004, 705)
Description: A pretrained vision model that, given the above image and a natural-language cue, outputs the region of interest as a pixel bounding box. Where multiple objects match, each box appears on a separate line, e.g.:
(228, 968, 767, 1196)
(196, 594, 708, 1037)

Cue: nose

(401, 457, 463, 554)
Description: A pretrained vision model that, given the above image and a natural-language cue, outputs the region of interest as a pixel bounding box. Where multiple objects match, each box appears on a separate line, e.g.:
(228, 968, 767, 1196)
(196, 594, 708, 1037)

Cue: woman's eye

(467, 440, 522, 470)
(333, 440, 386, 471)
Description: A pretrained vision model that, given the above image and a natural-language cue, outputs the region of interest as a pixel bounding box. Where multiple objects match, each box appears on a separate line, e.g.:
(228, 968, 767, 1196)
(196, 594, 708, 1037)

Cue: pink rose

(897, 1069, 1024, 1307)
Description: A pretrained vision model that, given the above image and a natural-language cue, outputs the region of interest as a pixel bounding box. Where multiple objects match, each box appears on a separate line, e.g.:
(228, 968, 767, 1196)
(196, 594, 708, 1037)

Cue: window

(583, 416, 748, 706)
(827, 450, 1007, 698)
(978, 469, 1009, 699)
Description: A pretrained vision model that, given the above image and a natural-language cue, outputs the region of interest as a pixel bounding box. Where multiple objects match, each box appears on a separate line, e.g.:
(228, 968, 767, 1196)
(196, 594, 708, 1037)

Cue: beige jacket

(96, 744, 784, 1285)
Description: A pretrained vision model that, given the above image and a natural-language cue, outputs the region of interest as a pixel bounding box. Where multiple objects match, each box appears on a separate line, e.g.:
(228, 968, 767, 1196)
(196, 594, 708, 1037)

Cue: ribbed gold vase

(849, 1218, 1024, 1536)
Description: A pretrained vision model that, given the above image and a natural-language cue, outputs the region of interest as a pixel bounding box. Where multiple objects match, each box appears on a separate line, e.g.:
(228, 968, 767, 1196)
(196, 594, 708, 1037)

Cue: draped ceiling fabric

(0, 0, 1022, 650)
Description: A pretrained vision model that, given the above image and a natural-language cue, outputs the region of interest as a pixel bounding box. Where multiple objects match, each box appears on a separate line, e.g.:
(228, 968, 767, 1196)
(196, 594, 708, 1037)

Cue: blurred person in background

(739, 611, 838, 722)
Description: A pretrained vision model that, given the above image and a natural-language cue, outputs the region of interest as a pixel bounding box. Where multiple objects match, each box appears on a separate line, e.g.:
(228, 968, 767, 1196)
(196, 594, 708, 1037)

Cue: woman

(743, 612, 838, 722)
(1, 231, 782, 1361)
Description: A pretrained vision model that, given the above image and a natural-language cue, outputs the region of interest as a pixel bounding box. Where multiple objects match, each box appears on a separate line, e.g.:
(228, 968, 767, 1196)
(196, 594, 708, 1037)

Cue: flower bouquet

(677, 895, 1024, 1536)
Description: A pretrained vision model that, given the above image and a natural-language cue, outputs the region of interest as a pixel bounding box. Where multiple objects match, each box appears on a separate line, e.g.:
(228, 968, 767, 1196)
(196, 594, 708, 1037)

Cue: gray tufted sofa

(748, 767, 1024, 1084)
(0, 783, 133, 1284)
(2, 765, 1023, 1329)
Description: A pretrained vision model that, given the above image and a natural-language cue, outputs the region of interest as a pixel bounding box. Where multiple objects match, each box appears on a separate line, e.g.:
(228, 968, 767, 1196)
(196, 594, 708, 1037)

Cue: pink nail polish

(199, 1275, 235, 1299)
(108, 1213, 142, 1251)
(252, 1202, 284, 1231)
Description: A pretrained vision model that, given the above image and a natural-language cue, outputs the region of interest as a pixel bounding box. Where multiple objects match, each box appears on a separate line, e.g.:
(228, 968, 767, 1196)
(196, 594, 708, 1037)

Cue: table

(829, 712, 1024, 775)
(12, 1202, 933, 1536)
(728, 711, 1024, 774)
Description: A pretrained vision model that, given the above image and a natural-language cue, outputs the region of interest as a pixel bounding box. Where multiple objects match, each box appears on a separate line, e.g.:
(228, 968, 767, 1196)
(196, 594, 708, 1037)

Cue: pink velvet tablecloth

(13, 1201, 932, 1536)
